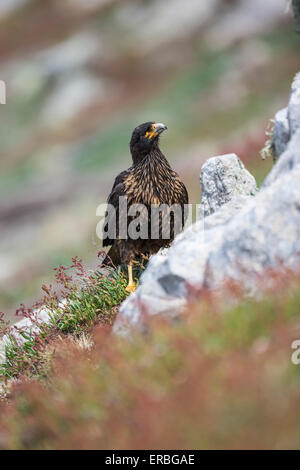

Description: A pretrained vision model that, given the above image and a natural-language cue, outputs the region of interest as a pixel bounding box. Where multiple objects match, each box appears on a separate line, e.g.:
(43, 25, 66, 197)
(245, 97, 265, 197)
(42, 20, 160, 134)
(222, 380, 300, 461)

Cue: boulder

(200, 153, 257, 218)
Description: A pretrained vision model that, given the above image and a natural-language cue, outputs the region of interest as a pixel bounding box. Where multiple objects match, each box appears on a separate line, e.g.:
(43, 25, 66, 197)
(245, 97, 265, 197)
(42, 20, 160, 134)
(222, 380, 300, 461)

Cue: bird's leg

(125, 261, 136, 293)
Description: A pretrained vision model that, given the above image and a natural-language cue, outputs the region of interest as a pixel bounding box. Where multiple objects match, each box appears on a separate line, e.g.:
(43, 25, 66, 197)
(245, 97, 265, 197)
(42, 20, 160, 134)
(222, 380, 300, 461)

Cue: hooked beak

(145, 122, 168, 140)
(154, 123, 168, 135)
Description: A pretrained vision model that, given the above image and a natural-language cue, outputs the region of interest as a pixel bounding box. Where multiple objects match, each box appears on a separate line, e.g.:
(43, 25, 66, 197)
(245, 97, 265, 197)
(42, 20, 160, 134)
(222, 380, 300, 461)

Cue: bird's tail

(101, 244, 121, 267)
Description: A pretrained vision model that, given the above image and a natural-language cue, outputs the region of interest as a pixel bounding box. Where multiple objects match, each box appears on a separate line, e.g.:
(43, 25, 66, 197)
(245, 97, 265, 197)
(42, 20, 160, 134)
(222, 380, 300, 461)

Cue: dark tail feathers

(102, 245, 121, 267)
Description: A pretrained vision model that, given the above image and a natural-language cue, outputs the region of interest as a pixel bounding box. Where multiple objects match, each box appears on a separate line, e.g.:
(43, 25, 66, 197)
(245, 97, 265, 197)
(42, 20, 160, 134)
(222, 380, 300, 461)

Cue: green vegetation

(260, 119, 276, 162)
(0, 258, 129, 380)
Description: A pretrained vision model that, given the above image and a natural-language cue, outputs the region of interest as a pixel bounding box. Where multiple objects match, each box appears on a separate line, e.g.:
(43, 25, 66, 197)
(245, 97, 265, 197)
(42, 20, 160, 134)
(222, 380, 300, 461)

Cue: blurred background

(0, 0, 299, 319)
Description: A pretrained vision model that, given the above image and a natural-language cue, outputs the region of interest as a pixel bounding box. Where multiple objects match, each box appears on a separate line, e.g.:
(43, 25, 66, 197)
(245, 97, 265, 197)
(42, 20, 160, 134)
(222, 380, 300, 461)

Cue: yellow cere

(145, 124, 158, 140)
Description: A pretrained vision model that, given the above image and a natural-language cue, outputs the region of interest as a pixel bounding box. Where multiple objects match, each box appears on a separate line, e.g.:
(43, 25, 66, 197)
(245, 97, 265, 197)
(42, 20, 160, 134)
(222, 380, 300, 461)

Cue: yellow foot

(125, 283, 137, 293)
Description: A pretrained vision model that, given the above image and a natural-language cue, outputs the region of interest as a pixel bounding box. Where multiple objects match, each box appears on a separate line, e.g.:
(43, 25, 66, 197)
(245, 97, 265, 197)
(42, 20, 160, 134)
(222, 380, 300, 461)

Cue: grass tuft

(260, 119, 276, 162)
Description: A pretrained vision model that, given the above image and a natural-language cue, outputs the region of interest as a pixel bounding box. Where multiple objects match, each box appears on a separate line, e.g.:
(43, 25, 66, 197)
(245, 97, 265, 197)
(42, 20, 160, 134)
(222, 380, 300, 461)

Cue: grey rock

(200, 153, 257, 217)
(274, 107, 290, 158)
(288, 72, 300, 136)
(264, 124, 300, 187)
(273, 72, 300, 160)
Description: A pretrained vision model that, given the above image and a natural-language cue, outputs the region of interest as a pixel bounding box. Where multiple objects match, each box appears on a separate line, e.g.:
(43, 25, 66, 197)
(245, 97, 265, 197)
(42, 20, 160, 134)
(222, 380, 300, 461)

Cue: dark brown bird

(102, 122, 188, 292)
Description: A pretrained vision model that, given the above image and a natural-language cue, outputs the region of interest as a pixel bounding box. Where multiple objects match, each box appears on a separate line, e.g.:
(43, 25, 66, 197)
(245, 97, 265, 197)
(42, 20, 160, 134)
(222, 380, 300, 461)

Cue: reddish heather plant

(0, 312, 9, 338)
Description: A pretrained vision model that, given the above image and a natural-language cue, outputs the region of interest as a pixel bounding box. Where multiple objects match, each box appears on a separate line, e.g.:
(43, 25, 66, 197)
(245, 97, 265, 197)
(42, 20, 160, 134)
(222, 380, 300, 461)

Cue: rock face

(274, 107, 289, 158)
(114, 74, 300, 335)
(200, 153, 257, 218)
(274, 72, 300, 160)
(289, 72, 300, 136)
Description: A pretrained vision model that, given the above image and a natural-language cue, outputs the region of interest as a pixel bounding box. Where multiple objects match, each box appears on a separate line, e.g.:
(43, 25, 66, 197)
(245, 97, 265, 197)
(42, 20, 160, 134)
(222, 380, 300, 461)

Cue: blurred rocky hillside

(0, 0, 299, 318)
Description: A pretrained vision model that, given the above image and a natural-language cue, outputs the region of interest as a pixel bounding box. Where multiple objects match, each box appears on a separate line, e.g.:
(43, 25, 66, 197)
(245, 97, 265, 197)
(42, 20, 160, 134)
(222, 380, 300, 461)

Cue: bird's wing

(102, 169, 131, 247)
(171, 172, 189, 224)
(180, 180, 189, 206)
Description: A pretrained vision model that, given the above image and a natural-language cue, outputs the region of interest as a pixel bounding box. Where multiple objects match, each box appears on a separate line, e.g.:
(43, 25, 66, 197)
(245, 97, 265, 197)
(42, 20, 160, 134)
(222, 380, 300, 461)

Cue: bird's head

(130, 121, 168, 164)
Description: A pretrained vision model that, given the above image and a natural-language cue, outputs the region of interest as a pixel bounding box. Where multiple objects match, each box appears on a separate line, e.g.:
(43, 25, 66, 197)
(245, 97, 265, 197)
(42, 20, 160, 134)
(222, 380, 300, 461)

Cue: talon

(125, 283, 136, 293)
